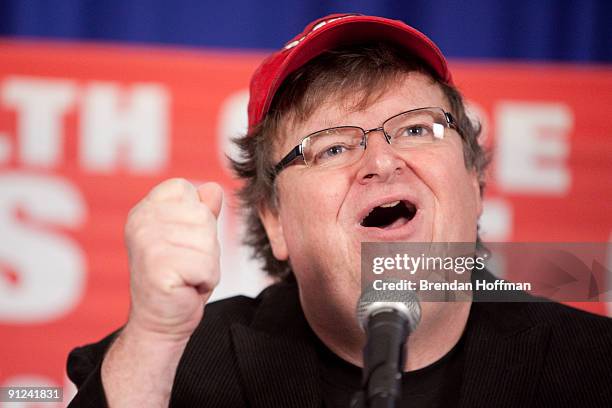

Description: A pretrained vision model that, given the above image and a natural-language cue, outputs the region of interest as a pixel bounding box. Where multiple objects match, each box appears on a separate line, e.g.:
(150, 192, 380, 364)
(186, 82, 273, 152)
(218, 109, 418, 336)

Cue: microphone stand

(350, 310, 409, 408)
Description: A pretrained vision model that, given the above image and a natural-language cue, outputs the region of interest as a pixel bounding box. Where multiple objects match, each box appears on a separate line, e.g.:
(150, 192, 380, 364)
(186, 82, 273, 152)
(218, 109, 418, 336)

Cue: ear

(259, 203, 289, 261)
(471, 170, 483, 218)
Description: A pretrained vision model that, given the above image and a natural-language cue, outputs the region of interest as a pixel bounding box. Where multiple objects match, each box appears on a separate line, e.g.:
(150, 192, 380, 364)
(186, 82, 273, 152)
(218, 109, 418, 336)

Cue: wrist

(119, 321, 193, 348)
(101, 322, 191, 407)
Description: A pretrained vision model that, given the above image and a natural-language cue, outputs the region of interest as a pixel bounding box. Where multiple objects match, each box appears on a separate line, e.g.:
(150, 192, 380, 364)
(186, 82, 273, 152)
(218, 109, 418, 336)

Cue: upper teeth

(379, 200, 400, 208)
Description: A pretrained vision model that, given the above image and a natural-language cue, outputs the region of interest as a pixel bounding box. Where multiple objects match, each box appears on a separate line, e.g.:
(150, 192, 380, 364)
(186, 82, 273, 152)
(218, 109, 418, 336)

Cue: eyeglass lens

(303, 108, 448, 168)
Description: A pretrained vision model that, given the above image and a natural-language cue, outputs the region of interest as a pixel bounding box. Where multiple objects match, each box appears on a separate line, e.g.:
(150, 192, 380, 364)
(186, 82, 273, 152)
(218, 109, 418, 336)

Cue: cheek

(413, 143, 480, 215)
(277, 173, 347, 242)
(276, 173, 355, 285)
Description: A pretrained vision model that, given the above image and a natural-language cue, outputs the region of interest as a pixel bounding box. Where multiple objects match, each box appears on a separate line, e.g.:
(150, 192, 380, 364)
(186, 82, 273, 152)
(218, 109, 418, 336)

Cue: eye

(398, 125, 432, 138)
(314, 144, 351, 162)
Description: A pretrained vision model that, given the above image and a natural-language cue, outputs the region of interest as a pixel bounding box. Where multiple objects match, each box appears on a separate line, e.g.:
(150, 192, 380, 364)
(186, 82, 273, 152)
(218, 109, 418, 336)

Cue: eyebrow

(303, 114, 362, 134)
(288, 118, 340, 141)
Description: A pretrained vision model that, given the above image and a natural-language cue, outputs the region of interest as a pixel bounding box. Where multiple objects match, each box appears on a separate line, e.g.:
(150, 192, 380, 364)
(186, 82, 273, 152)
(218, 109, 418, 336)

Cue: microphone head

(356, 286, 421, 333)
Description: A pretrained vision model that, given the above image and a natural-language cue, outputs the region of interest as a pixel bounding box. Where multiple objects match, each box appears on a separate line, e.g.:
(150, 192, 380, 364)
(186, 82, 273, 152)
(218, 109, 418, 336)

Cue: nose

(356, 129, 406, 183)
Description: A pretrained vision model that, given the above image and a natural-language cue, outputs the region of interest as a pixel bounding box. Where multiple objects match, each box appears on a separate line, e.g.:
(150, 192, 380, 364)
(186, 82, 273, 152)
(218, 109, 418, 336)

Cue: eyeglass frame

(271, 106, 458, 180)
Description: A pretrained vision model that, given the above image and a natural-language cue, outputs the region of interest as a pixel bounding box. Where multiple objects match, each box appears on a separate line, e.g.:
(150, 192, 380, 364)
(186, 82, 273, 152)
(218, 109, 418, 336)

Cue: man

(67, 14, 612, 407)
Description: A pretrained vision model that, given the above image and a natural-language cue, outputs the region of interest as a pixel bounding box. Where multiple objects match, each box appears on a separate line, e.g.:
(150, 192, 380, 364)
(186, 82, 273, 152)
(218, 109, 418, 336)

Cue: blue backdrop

(1, 0, 610, 62)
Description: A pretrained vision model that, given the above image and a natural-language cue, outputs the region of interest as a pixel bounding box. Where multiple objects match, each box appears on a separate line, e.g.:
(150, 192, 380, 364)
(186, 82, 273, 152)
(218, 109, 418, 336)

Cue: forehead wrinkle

(289, 84, 394, 136)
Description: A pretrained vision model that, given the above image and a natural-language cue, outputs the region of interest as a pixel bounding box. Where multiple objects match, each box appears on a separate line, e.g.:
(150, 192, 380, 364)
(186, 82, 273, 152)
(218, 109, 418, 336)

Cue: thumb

(197, 182, 224, 218)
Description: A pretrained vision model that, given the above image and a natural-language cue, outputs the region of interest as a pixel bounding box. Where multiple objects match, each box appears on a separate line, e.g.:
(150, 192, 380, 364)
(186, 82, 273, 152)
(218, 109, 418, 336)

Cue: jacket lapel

(231, 282, 321, 408)
(459, 301, 551, 407)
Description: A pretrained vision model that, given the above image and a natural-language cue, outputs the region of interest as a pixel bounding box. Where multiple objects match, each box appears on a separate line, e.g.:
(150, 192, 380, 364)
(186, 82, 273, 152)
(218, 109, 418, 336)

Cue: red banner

(0, 40, 610, 401)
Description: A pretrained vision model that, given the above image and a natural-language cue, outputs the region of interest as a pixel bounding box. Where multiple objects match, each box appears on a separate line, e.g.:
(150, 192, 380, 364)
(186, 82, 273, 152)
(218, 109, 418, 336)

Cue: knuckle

(136, 229, 154, 249)
(125, 204, 144, 230)
(167, 177, 188, 191)
(126, 202, 154, 231)
(126, 221, 155, 248)
(177, 203, 214, 227)
(199, 204, 216, 222)
(147, 177, 196, 202)
(161, 177, 185, 189)
(170, 178, 196, 196)
(193, 205, 217, 230)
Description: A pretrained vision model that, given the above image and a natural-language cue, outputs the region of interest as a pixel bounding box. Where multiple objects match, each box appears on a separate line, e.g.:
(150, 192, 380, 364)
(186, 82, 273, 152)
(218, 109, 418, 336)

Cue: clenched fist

(123, 178, 223, 339)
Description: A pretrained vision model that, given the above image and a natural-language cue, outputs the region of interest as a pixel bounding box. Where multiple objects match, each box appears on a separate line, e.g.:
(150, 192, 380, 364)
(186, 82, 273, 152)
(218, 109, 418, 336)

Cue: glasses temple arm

(273, 144, 304, 175)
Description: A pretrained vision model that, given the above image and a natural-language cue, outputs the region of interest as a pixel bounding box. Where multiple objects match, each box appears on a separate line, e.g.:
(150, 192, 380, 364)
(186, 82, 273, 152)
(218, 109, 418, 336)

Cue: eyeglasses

(272, 107, 457, 179)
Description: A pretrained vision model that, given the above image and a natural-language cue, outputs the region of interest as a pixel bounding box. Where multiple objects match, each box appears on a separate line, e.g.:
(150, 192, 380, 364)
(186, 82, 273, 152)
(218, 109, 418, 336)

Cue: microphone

(352, 288, 421, 408)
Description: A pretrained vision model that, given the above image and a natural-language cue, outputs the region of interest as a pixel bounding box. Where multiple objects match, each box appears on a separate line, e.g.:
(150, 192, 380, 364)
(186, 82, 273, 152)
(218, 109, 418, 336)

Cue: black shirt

(315, 328, 466, 408)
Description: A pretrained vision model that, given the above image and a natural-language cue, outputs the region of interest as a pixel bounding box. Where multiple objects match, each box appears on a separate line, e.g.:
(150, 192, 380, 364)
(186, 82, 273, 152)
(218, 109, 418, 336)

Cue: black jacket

(67, 280, 612, 407)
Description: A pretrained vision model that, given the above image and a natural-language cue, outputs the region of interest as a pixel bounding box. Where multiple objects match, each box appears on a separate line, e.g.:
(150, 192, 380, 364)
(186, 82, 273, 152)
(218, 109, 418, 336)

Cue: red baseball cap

(247, 13, 453, 131)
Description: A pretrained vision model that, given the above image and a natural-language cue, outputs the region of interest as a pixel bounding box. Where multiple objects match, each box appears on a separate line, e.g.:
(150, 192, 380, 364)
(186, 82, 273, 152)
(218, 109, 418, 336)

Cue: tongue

(383, 215, 410, 230)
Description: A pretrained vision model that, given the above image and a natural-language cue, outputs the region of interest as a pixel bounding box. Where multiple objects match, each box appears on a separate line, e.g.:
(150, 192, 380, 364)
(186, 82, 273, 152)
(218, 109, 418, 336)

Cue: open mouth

(360, 200, 417, 229)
